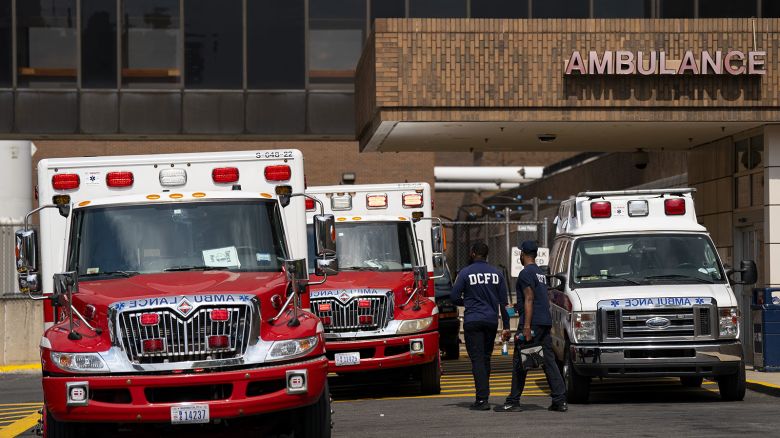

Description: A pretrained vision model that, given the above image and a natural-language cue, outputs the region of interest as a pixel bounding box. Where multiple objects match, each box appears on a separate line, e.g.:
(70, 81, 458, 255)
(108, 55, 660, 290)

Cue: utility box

(752, 288, 780, 371)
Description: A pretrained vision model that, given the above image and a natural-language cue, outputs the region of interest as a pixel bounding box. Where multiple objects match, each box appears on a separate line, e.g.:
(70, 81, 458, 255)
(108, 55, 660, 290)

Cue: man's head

(469, 242, 489, 262)
(520, 240, 538, 266)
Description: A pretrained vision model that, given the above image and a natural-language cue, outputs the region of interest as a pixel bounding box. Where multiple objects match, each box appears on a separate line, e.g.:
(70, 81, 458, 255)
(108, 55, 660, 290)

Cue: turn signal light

(402, 193, 424, 208)
(212, 167, 239, 183)
(664, 198, 686, 215)
(142, 339, 164, 353)
(210, 309, 229, 321)
(264, 165, 291, 181)
(357, 299, 371, 309)
(106, 171, 134, 187)
(139, 313, 160, 326)
(52, 174, 80, 190)
(208, 335, 230, 349)
(306, 198, 316, 211)
(359, 315, 373, 325)
(318, 303, 332, 312)
(590, 201, 611, 218)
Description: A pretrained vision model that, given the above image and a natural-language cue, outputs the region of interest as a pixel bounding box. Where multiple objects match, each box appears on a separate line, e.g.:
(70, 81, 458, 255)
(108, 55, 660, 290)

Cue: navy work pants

(463, 321, 498, 401)
(505, 325, 567, 405)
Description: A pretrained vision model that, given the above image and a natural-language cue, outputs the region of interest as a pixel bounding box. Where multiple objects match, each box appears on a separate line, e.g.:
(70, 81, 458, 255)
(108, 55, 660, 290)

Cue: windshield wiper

(164, 265, 231, 272)
(576, 275, 641, 285)
(342, 266, 380, 271)
(644, 274, 715, 284)
(80, 270, 139, 278)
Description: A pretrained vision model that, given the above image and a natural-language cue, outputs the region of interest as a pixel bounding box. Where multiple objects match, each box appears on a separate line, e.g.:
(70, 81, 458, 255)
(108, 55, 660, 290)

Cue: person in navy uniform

(501, 240, 568, 412)
(451, 242, 511, 411)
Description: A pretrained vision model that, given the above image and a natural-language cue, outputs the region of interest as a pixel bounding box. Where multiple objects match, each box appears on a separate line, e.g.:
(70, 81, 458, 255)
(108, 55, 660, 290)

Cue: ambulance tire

(45, 409, 78, 438)
(420, 355, 442, 395)
(563, 348, 590, 404)
(718, 363, 746, 401)
(294, 383, 332, 438)
(680, 376, 703, 388)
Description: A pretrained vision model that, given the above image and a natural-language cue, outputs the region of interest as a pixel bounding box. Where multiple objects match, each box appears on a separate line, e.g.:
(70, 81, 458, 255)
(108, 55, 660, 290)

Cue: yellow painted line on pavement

(0, 364, 40, 373)
(0, 404, 39, 408)
(0, 411, 39, 438)
(747, 379, 780, 390)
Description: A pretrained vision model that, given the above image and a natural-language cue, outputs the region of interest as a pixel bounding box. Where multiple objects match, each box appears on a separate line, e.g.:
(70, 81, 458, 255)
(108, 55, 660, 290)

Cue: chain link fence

(444, 218, 549, 294)
(0, 220, 23, 295)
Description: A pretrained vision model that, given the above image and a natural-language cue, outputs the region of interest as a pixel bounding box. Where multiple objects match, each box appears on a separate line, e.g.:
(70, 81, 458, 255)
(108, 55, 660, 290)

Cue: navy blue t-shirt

(451, 260, 510, 328)
(516, 263, 552, 327)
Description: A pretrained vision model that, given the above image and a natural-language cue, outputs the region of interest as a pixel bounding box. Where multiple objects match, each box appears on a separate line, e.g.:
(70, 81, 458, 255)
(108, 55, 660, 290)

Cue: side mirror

(284, 258, 309, 282)
(737, 260, 758, 285)
(313, 214, 336, 257)
(15, 229, 42, 295)
(550, 273, 567, 292)
(432, 254, 444, 269)
(414, 265, 429, 283)
(315, 257, 339, 277)
(431, 225, 444, 254)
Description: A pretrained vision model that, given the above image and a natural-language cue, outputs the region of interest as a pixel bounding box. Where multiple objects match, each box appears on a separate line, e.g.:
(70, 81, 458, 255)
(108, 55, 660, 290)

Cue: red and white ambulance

(304, 183, 443, 394)
(14, 150, 337, 436)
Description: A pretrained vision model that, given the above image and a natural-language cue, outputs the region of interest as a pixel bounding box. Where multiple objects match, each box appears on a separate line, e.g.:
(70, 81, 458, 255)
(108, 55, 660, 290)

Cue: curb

(746, 379, 780, 398)
(0, 363, 41, 374)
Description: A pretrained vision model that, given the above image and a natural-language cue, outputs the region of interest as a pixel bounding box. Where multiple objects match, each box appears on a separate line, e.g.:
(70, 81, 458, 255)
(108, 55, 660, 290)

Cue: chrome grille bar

(311, 293, 394, 333)
(601, 305, 715, 341)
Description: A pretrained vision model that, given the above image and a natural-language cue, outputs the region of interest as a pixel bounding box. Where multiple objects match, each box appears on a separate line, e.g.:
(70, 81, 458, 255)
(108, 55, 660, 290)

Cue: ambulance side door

(548, 237, 571, 359)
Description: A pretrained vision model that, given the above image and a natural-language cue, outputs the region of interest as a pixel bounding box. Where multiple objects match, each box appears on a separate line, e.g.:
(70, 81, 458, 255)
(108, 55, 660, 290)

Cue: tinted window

(16, 0, 77, 88)
(409, 0, 467, 18)
(0, 0, 11, 86)
(247, 0, 305, 89)
(658, 0, 694, 18)
(309, 0, 366, 85)
(593, 0, 651, 18)
(765, 0, 780, 17)
(335, 222, 419, 272)
(699, 0, 757, 17)
(532, 0, 589, 18)
(82, 0, 117, 88)
(371, 0, 405, 19)
(472, 0, 529, 18)
(122, 0, 181, 87)
(185, 0, 242, 89)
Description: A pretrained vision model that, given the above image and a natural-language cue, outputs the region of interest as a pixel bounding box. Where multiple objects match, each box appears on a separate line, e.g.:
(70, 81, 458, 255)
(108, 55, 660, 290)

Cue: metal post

(533, 197, 539, 221)
(542, 217, 549, 248)
(505, 207, 512, 293)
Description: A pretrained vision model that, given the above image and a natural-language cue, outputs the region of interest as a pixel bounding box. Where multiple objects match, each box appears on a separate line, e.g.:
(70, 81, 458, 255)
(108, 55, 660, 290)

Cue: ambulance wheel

(45, 409, 79, 438)
(294, 383, 332, 438)
(563, 349, 590, 404)
(680, 376, 703, 388)
(718, 363, 746, 401)
(420, 355, 442, 395)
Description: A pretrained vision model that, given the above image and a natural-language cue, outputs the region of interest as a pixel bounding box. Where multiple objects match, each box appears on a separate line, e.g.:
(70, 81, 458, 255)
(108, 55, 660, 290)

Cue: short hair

(470, 242, 489, 258)
(523, 250, 538, 258)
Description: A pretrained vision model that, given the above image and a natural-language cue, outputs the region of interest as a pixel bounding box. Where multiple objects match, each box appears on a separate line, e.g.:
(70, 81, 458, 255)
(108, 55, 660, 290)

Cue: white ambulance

(303, 183, 444, 394)
(15, 150, 337, 436)
(549, 189, 756, 403)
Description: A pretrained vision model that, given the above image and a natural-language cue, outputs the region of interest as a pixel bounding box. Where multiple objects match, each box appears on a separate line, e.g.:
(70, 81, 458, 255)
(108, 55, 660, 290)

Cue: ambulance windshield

(68, 200, 288, 278)
(334, 221, 419, 272)
(571, 234, 725, 288)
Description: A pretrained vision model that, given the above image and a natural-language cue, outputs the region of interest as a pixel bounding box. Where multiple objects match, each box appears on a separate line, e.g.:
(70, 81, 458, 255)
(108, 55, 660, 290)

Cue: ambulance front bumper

(571, 341, 743, 377)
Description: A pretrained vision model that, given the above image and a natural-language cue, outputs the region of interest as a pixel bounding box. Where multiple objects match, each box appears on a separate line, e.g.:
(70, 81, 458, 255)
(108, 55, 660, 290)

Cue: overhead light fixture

(341, 172, 356, 185)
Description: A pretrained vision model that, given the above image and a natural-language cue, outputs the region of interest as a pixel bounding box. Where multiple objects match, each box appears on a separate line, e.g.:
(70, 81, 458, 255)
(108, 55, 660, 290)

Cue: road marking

(0, 364, 40, 374)
(0, 404, 40, 438)
(747, 379, 780, 390)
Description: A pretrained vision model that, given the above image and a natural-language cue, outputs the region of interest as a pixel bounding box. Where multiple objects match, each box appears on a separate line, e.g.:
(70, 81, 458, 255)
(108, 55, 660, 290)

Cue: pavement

(1, 355, 779, 437)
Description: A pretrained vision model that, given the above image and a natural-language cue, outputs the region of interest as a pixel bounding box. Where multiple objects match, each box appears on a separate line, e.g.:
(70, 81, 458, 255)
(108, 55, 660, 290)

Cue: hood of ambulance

(74, 271, 287, 309)
(569, 283, 737, 310)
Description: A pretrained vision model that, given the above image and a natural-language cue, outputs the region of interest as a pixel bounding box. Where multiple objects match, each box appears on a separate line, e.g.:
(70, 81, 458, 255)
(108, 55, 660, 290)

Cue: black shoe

(469, 400, 491, 411)
(497, 403, 523, 412)
(548, 402, 568, 412)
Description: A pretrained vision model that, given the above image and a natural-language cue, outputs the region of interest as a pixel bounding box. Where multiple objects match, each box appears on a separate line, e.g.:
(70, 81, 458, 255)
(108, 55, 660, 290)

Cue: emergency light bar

(159, 168, 187, 186)
(366, 193, 388, 209)
(331, 194, 352, 211)
(52, 173, 80, 190)
(106, 171, 134, 188)
(402, 192, 424, 208)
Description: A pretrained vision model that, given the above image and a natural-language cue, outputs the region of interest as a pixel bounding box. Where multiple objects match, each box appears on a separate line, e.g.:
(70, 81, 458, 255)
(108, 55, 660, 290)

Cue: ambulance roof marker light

(331, 194, 352, 211)
(212, 167, 239, 184)
(264, 165, 291, 182)
(106, 171, 134, 188)
(590, 201, 611, 218)
(402, 192, 424, 208)
(366, 193, 388, 209)
(159, 168, 187, 187)
(664, 198, 686, 215)
(52, 174, 80, 190)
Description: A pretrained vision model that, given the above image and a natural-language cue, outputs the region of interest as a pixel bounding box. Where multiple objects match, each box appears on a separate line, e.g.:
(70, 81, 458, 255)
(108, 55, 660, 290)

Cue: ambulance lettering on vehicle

(548, 189, 756, 404)
(14, 150, 334, 436)
(304, 183, 443, 395)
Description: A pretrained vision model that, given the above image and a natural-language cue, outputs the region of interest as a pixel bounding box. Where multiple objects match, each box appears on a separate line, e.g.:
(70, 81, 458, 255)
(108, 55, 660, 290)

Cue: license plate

(171, 404, 210, 424)
(334, 352, 361, 366)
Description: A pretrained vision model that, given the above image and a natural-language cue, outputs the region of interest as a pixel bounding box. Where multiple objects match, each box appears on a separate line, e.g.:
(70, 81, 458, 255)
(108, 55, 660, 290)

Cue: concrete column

(0, 141, 33, 221)
(763, 125, 780, 287)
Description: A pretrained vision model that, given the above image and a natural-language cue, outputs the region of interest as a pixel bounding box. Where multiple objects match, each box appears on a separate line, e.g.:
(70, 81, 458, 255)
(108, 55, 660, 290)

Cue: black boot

(548, 401, 568, 412)
(469, 400, 491, 411)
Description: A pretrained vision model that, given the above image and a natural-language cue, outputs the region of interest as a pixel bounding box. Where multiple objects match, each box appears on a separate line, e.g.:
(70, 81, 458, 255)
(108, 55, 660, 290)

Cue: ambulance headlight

(572, 312, 597, 342)
(267, 336, 318, 361)
(50, 352, 109, 373)
(397, 317, 433, 335)
(718, 307, 739, 338)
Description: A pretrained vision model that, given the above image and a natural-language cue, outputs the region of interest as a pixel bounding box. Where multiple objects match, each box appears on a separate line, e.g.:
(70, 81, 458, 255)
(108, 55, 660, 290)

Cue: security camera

(537, 134, 557, 143)
(633, 149, 649, 170)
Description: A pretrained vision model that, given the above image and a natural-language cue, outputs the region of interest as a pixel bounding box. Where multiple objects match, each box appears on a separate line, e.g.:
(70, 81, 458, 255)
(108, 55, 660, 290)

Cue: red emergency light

(664, 198, 686, 215)
(357, 299, 371, 309)
(106, 171, 134, 188)
(142, 339, 165, 353)
(321, 316, 332, 326)
(590, 201, 611, 218)
(359, 315, 373, 325)
(52, 174, 80, 190)
(212, 167, 239, 183)
(367, 194, 388, 209)
(208, 335, 230, 349)
(139, 313, 159, 326)
(210, 309, 230, 321)
(402, 193, 424, 208)
(306, 198, 316, 211)
(264, 165, 291, 182)
(318, 303, 332, 312)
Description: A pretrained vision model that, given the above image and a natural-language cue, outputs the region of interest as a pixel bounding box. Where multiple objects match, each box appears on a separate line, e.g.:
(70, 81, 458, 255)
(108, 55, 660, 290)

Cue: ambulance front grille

(602, 306, 714, 341)
(117, 305, 252, 364)
(310, 293, 394, 333)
